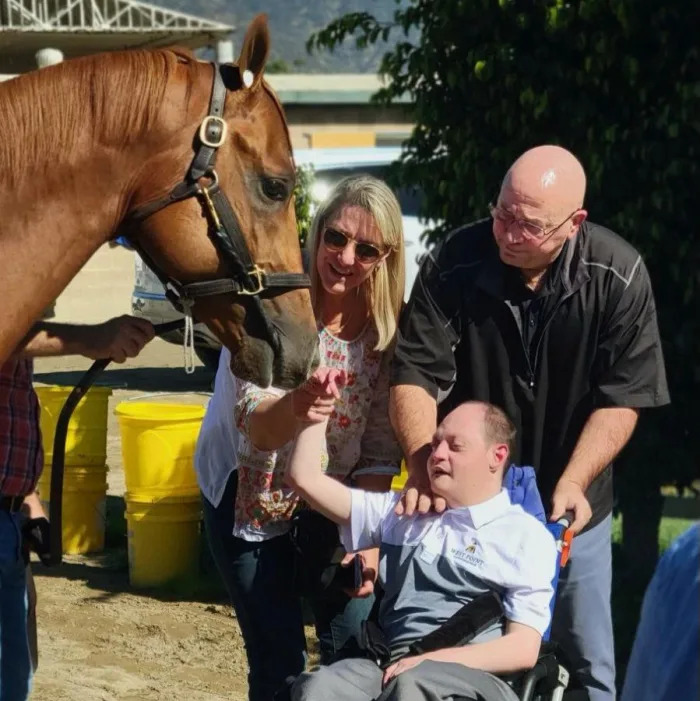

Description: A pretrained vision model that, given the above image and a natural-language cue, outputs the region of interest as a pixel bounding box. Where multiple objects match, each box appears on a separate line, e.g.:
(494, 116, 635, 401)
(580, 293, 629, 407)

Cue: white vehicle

(131, 147, 432, 369)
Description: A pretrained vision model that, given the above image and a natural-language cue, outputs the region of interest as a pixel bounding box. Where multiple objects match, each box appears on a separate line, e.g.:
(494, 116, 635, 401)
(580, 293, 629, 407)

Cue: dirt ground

(31, 558, 250, 701)
(29, 244, 280, 701)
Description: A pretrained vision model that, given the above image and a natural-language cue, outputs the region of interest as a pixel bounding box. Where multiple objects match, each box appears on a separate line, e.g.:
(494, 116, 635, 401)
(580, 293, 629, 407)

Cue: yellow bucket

(115, 402, 205, 497)
(37, 466, 107, 554)
(125, 492, 201, 587)
(35, 385, 112, 467)
(391, 460, 409, 492)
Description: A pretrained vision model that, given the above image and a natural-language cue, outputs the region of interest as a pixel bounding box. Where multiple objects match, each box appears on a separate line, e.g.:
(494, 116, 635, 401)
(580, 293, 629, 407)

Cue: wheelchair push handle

(555, 510, 576, 528)
(554, 511, 575, 568)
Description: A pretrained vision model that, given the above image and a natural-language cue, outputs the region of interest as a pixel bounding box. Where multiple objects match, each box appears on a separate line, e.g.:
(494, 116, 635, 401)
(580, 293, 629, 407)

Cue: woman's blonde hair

(306, 174, 405, 352)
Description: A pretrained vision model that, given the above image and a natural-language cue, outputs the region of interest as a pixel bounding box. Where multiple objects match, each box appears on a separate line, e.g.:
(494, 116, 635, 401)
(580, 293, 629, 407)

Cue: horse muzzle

(230, 310, 319, 390)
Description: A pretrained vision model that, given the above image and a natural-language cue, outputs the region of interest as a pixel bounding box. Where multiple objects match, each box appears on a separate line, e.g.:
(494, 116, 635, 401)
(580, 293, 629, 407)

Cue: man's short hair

(481, 403, 517, 458)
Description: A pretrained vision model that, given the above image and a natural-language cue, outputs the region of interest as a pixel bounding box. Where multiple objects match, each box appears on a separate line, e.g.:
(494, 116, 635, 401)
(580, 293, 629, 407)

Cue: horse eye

(261, 177, 288, 202)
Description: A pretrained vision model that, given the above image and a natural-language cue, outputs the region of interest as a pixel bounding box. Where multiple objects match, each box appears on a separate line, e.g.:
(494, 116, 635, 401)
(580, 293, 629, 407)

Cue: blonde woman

(195, 175, 406, 701)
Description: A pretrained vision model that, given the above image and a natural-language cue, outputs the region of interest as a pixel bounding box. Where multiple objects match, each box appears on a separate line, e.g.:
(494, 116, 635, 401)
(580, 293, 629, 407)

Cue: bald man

(389, 145, 669, 701)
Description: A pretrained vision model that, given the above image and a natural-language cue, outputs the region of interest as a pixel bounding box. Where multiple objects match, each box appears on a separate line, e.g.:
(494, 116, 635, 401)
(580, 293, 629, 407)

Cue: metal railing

(1, 0, 231, 32)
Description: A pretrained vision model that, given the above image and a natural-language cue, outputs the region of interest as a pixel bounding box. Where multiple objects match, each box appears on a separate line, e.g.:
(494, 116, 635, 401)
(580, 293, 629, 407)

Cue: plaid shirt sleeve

(0, 357, 43, 496)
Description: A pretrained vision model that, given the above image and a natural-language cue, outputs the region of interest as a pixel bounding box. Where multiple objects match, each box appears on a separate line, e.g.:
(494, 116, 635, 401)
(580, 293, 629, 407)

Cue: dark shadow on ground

(34, 366, 215, 393)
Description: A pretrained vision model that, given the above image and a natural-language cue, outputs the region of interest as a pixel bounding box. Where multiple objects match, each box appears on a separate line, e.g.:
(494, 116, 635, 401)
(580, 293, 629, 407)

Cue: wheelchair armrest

(509, 642, 579, 701)
(518, 653, 561, 701)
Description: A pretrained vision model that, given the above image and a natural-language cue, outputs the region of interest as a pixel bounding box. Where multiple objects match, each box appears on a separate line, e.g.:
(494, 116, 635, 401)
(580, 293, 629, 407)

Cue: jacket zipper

(505, 289, 577, 391)
(503, 302, 537, 389)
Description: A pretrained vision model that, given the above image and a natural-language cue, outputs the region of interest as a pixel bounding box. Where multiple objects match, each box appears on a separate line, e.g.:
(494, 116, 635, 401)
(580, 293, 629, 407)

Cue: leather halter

(126, 62, 310, 335)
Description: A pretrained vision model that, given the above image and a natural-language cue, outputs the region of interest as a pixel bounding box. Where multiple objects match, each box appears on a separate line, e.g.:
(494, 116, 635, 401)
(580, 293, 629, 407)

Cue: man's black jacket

(391, 219, 670, 528)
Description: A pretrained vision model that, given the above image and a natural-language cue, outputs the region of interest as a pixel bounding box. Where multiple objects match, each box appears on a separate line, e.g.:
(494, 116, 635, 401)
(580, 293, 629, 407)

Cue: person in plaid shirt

(0, 314, 154, 700)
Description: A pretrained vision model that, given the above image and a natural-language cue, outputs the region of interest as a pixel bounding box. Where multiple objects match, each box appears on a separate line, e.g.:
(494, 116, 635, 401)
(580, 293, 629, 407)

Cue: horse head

(123, 15, 318, 389)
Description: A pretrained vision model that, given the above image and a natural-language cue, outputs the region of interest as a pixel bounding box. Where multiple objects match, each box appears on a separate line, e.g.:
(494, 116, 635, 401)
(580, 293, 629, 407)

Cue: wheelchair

(442, 467, 587, 700)
(279, 466, 589, 701)
(511, 513, 588, 701)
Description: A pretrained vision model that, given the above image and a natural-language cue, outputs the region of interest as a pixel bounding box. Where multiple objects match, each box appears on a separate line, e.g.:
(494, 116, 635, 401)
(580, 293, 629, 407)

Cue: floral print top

(233, 323, 402, 541)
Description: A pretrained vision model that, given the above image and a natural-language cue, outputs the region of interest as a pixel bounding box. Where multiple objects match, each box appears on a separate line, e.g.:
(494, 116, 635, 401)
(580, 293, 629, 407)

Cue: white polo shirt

(339, 488, 557, 652)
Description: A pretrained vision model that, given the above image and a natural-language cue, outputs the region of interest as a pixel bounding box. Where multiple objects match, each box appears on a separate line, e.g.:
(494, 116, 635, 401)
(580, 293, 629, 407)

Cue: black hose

(47, 319, 187, 566)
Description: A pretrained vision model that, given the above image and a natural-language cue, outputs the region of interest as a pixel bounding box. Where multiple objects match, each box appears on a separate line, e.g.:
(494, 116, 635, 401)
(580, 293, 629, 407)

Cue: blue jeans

(202, 470, 374, 701)
(551, 513, 615, 701)
(0, 511, 31, 701)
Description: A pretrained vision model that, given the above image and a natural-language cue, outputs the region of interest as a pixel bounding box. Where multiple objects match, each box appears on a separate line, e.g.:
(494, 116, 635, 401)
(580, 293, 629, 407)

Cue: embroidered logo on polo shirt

(451, 539, 485, 569)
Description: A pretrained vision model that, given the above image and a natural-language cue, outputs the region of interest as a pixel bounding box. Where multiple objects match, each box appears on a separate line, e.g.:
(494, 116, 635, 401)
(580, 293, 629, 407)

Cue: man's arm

(389, 384, 440, 514)
(21, 491, 51, 566)
(390, 241, 463, 515)
(594, 258, 669, 410)
(554, 257, 667, 533)
(383, 620, 541, 684)
(551, 406, 638, 532)
(285, 420, 352, 527)
(17, 316, 154, 362)
(389, 385, 436, 470)
(22, 491, 46, 519)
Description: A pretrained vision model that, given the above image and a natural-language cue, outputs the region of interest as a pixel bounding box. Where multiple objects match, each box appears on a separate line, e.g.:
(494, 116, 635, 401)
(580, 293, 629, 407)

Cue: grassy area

(657, 516, 696, 551)
(611, 513, 695, 550)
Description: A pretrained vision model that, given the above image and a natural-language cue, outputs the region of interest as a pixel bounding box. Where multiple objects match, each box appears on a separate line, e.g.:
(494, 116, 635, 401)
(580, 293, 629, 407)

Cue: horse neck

(0, 63, 161, 364)
(0, 179, 128, 364)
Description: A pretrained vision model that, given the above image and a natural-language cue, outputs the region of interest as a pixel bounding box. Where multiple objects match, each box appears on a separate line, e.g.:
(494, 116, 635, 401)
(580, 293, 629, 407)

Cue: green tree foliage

(294, 164, 316, 247)
(266, 57, 292, 74)
(309, 0, 698, 489)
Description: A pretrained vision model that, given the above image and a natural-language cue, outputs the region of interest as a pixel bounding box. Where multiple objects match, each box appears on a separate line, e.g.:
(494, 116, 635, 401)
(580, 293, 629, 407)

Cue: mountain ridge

(150, 0, 400, 73)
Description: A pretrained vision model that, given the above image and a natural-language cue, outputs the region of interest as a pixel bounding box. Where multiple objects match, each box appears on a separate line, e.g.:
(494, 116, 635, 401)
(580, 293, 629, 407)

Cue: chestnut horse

(0, 14, 318, 389)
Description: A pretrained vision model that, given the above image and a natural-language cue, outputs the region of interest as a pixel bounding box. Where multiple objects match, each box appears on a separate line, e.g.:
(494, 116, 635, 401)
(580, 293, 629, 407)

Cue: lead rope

(182, 299, 196, 375)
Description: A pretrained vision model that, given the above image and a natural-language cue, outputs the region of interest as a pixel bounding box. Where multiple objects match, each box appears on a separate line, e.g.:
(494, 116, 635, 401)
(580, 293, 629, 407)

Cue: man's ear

(569, 209, 588, 238)
(573, 209, 588, 225)
(489, 444, 509, 472)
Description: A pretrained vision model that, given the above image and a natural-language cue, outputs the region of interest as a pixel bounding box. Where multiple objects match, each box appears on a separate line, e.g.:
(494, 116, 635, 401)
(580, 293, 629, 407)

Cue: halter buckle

(238, 265, 266, 296)
(199, 116, 228, 148)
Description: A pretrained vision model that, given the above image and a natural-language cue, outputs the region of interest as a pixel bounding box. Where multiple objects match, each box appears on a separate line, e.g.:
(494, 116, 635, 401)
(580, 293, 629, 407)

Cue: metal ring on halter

(197, 169, 219, 190)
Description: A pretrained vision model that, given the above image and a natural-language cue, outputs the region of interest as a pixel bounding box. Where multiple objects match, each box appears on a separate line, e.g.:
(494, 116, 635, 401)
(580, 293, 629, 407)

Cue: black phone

(332, 554, 363, 591)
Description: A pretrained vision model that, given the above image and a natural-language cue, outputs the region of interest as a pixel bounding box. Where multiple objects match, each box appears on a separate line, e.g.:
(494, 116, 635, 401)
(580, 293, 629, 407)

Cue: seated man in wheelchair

(285, 392, 558, 701)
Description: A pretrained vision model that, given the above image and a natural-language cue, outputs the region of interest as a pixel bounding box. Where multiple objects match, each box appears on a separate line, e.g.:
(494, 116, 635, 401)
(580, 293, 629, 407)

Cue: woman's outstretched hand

(291, 368, 347, 423)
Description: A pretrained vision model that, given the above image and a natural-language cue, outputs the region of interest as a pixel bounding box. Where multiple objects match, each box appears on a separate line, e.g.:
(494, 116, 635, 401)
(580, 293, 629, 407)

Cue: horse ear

(237, 13, 270, 90)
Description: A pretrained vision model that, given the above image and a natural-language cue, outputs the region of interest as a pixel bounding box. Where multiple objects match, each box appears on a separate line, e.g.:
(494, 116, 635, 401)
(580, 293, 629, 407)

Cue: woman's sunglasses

(322, 228, 385, 263)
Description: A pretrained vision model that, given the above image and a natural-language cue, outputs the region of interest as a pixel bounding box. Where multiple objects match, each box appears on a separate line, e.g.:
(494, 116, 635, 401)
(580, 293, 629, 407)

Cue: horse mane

(0, 49, 197, 187)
